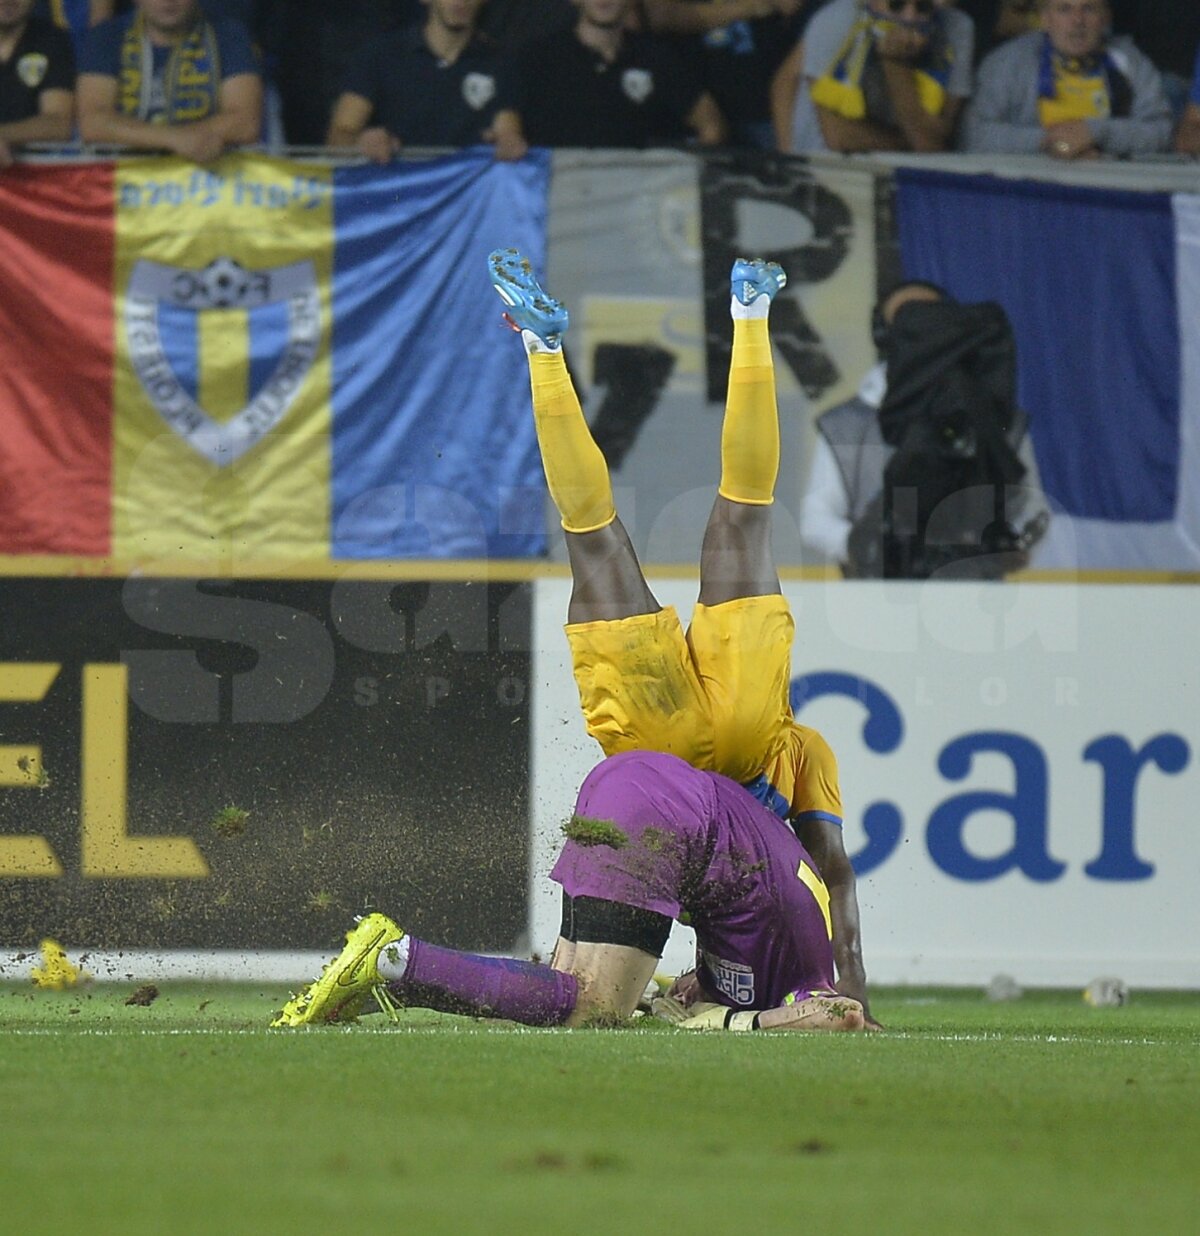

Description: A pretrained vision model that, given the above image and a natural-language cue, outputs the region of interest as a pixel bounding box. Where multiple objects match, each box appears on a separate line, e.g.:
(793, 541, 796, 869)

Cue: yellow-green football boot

(271, 913, 404, 1027)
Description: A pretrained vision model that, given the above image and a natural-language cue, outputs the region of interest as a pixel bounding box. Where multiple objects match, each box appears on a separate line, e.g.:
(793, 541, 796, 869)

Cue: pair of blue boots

(486, 248, 787, 349)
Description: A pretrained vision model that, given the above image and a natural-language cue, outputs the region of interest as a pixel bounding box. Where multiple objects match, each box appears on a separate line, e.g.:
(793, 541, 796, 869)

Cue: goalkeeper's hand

(667, 1001, 761, 1031)
(648, 993, 693, 1024)
(648, 969, 716, 1022)
(662, 993, 868, 1032)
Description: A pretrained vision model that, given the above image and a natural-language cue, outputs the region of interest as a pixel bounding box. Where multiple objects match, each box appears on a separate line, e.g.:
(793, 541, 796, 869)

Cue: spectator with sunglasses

(962, 0, 1171, 157)
(774, 0, 974, 153)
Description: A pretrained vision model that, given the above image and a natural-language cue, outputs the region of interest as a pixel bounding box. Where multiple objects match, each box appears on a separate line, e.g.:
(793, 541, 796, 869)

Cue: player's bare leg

(698, 259, 787, 607)
(488, 248, 658, 624)
(558, 940, 658, 1026)
(552, 890, 670, 1023)
(564, 518, 659, 624)
(697, 497, 779, 607)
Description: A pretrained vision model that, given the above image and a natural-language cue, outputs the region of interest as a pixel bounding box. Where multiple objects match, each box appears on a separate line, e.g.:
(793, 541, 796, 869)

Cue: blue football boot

(487, 248, 569, 349)
(730, 258, 787, 308)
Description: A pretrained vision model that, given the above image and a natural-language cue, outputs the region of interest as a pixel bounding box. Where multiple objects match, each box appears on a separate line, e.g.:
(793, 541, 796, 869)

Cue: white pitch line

(0, 1025, 556, 1037)
(0, 1026, 1192, 1046)
(886, 1031, 1188, 1046)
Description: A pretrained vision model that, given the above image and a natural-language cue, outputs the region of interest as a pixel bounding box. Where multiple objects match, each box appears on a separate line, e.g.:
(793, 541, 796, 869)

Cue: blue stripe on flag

(157, 302, 198, 404)
(895, 169, 1180, 523)
(329, 149, 552, 559)
(248, 299, 289, 403)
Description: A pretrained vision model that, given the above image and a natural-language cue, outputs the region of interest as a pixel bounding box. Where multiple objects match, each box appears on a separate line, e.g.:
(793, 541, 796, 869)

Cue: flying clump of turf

(210, 806, 250, 838)
(562, 815, 628, 849)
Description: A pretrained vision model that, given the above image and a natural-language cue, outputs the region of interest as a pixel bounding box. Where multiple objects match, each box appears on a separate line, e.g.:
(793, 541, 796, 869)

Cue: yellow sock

(719, 317, 778, 506)
(528, 351, 616, 533)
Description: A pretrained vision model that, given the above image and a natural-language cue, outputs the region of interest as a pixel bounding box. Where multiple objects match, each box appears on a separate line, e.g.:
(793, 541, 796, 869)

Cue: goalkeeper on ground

(274, 749, 866, 1033)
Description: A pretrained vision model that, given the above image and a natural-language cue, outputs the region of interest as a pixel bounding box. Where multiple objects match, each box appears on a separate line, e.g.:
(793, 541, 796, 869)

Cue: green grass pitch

(1, 983, 1197, 1235)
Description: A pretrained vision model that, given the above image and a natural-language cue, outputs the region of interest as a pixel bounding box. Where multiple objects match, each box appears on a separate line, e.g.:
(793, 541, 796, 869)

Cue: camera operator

(801, 281, 1049, 579)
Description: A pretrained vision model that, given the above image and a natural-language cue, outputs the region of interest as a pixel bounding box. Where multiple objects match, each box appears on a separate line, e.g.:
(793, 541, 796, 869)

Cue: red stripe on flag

(0, 163, 115, 555)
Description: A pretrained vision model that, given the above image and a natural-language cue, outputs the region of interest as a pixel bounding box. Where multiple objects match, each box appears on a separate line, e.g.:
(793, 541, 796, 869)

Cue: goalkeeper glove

(676, 1003, 761, 1032)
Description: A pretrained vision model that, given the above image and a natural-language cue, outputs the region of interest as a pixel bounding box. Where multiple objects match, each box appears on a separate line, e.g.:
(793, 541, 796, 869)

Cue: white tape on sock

(730, 294, 771, 321)
(376, 935, 412, 983)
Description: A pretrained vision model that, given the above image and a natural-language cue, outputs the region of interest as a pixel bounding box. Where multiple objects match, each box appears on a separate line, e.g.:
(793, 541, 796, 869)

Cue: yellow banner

(112, 154, 333, 566)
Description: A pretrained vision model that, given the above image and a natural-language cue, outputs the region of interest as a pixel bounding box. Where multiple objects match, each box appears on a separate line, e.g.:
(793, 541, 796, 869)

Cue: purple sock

(386, 939, 578, 1026)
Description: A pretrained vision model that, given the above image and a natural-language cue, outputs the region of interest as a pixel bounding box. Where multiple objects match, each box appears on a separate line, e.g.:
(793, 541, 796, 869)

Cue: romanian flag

(0, 150, 550, 565)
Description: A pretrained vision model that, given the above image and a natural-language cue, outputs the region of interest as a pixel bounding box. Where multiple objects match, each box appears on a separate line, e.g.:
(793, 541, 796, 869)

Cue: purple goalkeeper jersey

(551, 750, 837, 1010)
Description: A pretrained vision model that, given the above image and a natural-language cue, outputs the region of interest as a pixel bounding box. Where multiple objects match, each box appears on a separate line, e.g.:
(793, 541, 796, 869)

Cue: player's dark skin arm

(797, 817, 880, 1029)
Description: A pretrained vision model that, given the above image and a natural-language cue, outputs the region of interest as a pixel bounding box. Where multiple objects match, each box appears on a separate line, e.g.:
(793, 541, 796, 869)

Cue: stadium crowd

(2, 0, 1200, 163)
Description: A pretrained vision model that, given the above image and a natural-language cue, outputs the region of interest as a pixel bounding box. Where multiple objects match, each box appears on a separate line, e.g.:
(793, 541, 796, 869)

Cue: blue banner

(331, 149, 551, 559)
(895, 169, 1180, 529)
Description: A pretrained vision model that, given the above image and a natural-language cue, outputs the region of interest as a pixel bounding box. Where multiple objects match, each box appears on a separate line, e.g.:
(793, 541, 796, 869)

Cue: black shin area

(559, 893, 672, 958)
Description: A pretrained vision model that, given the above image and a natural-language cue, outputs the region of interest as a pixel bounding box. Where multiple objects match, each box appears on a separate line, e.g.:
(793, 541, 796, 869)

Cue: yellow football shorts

(564, 595, 795, 784)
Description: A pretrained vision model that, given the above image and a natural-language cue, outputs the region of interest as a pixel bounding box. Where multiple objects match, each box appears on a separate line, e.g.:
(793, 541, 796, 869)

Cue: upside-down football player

(272, 254, 876, 1033)
(490, 247, 877, 1027)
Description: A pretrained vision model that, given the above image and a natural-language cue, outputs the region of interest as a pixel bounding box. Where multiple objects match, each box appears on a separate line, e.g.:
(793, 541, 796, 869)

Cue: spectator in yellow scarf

(77, 0, 261, 162)
(773, 0, 974, 153)
(963, 0, 1172, 157)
